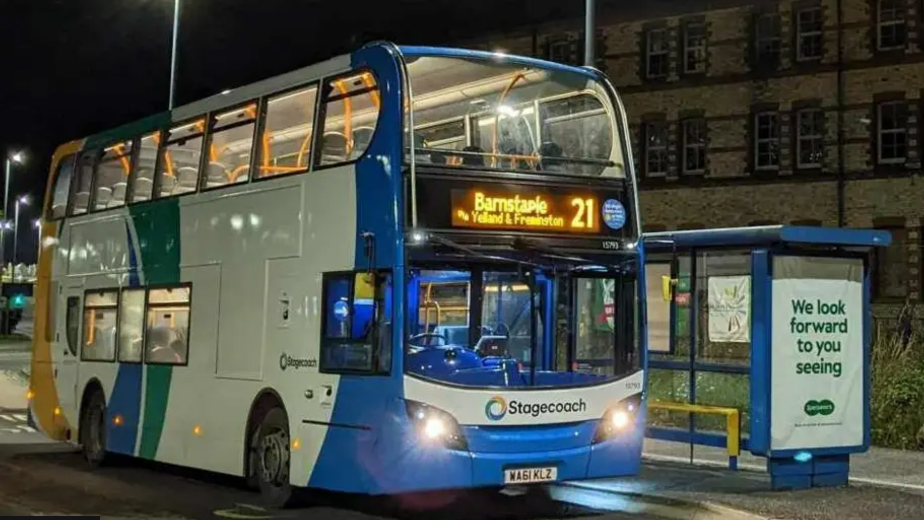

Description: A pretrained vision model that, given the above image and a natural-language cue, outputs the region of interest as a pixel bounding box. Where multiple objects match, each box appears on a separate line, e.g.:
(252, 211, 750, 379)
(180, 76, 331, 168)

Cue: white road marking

(12, 413, 26, 422)
(0, 414, 14, 422)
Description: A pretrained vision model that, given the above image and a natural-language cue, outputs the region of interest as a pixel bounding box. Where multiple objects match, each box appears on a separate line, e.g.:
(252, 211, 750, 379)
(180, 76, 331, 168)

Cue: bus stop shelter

(642, 226, 890, 490)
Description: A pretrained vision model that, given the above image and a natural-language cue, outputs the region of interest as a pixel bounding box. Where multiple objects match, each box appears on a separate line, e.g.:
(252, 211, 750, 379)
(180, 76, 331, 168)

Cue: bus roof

(60, 43, 603, 157)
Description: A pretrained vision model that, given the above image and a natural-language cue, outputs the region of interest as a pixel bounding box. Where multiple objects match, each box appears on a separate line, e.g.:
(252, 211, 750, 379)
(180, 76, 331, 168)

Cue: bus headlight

(593, 395, 641, 444)
(405, 400, 468, 451)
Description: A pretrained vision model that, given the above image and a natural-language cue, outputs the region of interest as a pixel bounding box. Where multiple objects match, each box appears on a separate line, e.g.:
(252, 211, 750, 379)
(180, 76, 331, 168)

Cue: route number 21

(571, 198, 595, 229)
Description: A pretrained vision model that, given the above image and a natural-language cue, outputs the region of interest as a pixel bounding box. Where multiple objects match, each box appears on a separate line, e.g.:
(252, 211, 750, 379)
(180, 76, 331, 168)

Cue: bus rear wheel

(251, 407, 295, 508)
(81, 390, 107, 468)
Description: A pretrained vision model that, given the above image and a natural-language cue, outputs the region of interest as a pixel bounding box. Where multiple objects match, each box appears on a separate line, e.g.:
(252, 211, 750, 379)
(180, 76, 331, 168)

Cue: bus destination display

(451, 188, 601, 233)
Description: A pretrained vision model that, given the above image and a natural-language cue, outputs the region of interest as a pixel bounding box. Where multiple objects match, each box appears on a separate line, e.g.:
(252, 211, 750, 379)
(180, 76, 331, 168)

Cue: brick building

(463, 0, 924, 314)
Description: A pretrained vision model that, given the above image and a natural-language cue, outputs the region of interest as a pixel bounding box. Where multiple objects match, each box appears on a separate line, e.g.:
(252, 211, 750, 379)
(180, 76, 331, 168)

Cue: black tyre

(251, 407, 296, 508)
(81, 390, 107, 467)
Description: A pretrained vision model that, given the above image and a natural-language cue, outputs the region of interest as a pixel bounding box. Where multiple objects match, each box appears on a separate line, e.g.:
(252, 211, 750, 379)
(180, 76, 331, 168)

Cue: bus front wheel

(251, 407, 295, 508)
(80, 390, 107, 468)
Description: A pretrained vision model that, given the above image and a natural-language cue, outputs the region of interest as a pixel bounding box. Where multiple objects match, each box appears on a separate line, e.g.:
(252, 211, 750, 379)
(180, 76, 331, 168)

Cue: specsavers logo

(485, 396, 586, 421)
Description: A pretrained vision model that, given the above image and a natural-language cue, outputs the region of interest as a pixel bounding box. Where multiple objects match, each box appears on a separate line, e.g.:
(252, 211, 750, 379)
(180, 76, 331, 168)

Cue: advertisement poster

(770, 256, 864, 451)
(708, 275, 751, 343)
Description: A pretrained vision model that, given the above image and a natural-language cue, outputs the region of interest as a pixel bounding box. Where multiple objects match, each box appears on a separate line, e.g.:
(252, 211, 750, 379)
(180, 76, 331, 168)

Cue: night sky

(0, 0, 599, 262)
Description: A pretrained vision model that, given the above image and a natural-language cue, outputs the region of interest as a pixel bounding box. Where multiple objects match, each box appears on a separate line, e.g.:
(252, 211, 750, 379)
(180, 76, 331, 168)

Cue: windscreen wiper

(511, 237, 598, 265)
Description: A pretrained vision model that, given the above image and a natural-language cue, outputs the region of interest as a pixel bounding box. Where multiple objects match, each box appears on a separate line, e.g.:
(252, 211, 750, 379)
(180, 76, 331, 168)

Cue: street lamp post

(33, 219, 41, 264)
(13, 195, 29, 281)
(2, 152, 23, 271)
(169, 0, 181, 110)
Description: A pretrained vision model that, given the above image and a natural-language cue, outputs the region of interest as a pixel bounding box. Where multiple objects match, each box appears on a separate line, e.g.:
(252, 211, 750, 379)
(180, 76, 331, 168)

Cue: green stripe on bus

(130, 199, 181, 460)
(138, 365, 173, 459)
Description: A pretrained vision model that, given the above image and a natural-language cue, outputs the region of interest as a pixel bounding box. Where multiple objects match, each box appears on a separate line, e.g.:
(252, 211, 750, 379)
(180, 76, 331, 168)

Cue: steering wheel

(408, 332, 448, 348)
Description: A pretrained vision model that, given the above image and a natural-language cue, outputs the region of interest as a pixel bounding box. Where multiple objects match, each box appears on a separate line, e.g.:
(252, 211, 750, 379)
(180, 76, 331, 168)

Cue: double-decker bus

(29, 43, 647, 506)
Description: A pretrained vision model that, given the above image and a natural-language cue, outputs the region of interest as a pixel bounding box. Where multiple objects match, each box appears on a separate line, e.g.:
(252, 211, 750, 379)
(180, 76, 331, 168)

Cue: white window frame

(683, 22, 706, 74)
(646, 28, 669, 79)
(796, 7, 823, 61)
(754, 112, 780, 171)
(878, 101, 907, 165)
(796, 109, 824, 169)
(644, 121, 668, 176)
(877, 0, 906, 51)
(682, 119, 707, 174)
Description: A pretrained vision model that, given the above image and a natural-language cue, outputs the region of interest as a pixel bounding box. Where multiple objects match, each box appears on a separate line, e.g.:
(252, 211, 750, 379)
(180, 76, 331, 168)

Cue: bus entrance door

(55, 285, 81, 429)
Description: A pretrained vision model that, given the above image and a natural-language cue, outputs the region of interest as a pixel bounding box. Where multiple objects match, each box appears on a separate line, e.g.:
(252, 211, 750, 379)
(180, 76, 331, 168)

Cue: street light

(169, 0, 181, 110)
(33, 219, 41, 261)
(13, 195, 29, 281)
(2, 152, 24, 273)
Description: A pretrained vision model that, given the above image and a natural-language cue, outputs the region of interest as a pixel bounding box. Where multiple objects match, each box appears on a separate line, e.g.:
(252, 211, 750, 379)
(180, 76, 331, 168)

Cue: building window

(877, 0, 906, 50)
(878, 101, 907, 164)
(683, 22, 706, 73)
(644, 121, 668, 176)
(754, 112, 780, 170)
(682, 119, 707, 173)
(755, 12, 781, 67)
(549, 40, 573, 65)
(874, 226, 908, 300)
(645, 28, 669, 78)
(796, 109, 824, 169)
(796, 7, 823, 61)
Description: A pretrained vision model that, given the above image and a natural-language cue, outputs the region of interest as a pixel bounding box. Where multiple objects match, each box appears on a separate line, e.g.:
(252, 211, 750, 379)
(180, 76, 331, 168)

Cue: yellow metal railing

(648, 401, 741, 470)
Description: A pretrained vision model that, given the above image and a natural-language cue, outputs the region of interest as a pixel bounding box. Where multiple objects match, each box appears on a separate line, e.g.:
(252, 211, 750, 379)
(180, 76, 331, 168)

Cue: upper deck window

(48, 154, 76, 219)
(94, 141, 133, 210)
(203, 104, 256, 189)
(316, 71, 380, 167)
(69, 152, 96, 216)
(405, 56, 622, 177)
(260, 84, 318, 178)
(156, 119, 205, 198)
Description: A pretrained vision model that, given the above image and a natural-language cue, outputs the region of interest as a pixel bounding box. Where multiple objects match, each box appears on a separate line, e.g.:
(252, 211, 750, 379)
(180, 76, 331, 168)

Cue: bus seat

(461, 145, 485, 166)
(133, 177, 154, 201)
(352, 127, 374, 158)
(206, 162, 227, 188)
(93, 187, 112, 210)
(109, 182, 127, 207)
(539, 141, 564, 172)
(157, 176, 177, 198)
(176, 167, 199, 192)
(321, 132, 348, 163)
(72, 191, 90, 211)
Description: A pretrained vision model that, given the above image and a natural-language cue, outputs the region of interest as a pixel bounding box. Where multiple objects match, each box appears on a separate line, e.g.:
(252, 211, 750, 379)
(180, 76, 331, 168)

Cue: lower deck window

(321, 272, 391, 373)
(82, 291, 119, 361)
(145, 287, 191, 365)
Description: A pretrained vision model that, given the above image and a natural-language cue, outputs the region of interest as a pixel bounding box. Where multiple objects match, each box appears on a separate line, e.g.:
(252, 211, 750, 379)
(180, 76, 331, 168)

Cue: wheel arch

(78, 378, 105, 443)
(243, 387, 288, 480)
